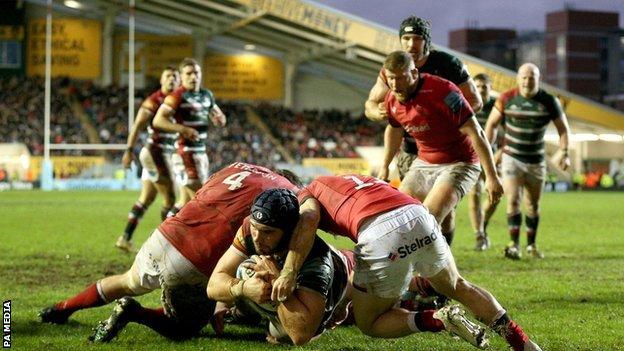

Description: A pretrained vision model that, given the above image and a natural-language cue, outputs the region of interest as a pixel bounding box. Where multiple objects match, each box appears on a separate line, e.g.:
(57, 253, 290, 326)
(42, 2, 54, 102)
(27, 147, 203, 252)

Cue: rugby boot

(89, 297, 140, 342)
(474, 233, 490, 251)
(115, 236, 134, 253)
(433, 305, 489, 349)
(38, 306, 71, 324)
(504, 242, 522, 260)
(526, 244, 544, 259)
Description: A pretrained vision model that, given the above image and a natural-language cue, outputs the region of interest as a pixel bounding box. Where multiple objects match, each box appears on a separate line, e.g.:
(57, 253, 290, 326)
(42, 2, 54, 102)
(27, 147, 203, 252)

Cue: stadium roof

(37, 0, 624, 133)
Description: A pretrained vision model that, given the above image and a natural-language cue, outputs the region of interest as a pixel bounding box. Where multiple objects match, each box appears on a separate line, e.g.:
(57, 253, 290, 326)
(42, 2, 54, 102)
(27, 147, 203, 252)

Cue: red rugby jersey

(142, 89, 176, 150)
(298, 175, 418, 242)
(385, 73, 477, 164)
(159, 162, 298, 276)
(142, 89, 167, 115)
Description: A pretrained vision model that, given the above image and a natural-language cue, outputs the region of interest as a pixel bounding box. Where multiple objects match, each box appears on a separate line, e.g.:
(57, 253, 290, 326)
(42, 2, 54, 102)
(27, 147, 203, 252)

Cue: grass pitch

(1, 190, 623, 350)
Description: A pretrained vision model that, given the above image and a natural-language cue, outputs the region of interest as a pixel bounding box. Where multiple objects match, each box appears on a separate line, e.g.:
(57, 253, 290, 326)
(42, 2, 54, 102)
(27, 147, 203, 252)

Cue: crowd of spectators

(72, 80, 134, 146)
(207, 102, 281, 172)
(255, 104, 383, 163)
(0, 76, 87, 156)
(2, 75, 379, 169)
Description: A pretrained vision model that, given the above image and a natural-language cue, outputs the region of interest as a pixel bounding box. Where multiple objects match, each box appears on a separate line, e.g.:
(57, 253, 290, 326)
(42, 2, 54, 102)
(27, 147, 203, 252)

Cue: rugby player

(272, 175, 542, 351)
(467, 73, 502, 251)
(366, 16, 482, 182)
(116, 66, 180, 252)
(207, 188, 352, 346)
(381, 51, 502, 246)
(485, 63, 571, 259)
(39, 163, 304, 341)
(153, 58, 227, 217)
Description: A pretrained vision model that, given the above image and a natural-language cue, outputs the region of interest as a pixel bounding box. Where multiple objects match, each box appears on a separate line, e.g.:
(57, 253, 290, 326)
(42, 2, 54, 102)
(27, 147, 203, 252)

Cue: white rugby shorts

(402, 159, 481, 200)
(139, 146, 173, 183)
(353, 204, 451, 299)
(132, 229, 207, 290)
(171, 152, 209, 186)
(501, 153, 546, 186)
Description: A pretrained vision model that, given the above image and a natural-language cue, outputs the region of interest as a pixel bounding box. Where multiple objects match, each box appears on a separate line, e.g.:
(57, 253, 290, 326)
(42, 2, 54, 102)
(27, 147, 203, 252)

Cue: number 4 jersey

(158, 162, 299, 276)
(298, 175, 419, 243)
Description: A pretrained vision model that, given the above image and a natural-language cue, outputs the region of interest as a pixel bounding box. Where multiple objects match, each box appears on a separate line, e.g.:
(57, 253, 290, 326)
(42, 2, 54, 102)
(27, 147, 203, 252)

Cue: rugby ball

(236, 256, 279, 314)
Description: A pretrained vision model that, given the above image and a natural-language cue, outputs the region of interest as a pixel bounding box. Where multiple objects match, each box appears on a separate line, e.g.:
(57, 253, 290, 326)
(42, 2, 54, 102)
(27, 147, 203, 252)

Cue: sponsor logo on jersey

(404, 123, 431, 134)
(394, 231, 438, 259)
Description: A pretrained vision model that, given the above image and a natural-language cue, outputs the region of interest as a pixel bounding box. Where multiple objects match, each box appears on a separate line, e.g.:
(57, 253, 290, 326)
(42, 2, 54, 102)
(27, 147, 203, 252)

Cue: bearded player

(116, 66, 180, 252)
(39, 163, 306, 342)
(366, 16, 483, 181)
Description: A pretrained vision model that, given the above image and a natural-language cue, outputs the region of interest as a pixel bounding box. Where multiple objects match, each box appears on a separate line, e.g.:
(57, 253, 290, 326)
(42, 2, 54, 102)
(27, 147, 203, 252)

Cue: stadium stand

(255, 103, 383, 162)
(1, 76, 373, 174)
(0, 76, 88, 156)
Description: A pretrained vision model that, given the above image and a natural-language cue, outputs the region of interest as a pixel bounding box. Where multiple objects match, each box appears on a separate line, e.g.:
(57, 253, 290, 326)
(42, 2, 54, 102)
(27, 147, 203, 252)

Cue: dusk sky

(308, 0, 624, 47)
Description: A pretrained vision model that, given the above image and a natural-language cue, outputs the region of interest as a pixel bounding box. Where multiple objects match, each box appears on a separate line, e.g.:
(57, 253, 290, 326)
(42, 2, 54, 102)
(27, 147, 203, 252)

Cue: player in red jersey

(116, 66, 180, 252)
(383, 51, 502, 246)
(39, 163, 304, 342)
(153, 58, 227, 217)
(365, 17, 483, 181)
(272, 175, 542, 351)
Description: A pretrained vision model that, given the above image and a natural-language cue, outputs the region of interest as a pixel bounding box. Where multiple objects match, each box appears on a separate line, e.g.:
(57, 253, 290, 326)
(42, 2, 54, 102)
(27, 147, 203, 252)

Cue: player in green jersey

(485, 63, 571, 259)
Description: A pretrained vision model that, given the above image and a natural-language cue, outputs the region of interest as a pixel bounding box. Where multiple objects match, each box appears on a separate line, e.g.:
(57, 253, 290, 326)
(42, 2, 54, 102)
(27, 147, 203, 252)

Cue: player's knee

(355, 321, 381, 338)
(125, 271, 151, 295)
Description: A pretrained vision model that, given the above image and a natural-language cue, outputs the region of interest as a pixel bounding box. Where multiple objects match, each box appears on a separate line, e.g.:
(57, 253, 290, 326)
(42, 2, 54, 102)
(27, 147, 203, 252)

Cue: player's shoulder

(148, 89, 166, 101)
(499, 88, 520, 102)
(163, 86, 185, 105)
(429, 50, 462, 64)
(534, 89, 557, 102)
(169, 86, 186, 99)
(535, 89, 562, 113)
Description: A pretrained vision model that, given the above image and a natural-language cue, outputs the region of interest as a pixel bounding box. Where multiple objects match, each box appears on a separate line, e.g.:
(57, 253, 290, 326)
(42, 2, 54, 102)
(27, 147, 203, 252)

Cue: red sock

(414, 310, 445, 332)
(492, 314, 529, 351)
(505, 321, 530, 351)
(132, 306, 199, 340)
(55, 283, 106, 313)
(133, 306, 167, 323)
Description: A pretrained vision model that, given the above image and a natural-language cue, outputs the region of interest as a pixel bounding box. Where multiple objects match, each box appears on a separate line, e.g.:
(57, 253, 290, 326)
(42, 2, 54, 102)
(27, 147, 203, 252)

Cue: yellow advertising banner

(27, 19, 101, 79)
(114, 34, 192, 79)
(303, 158, 370, 175)
(0, 25, 24, 41)
(233, 0, 400, 54)
(30, 156, 106, 179)
(204, 54, 284, 100)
